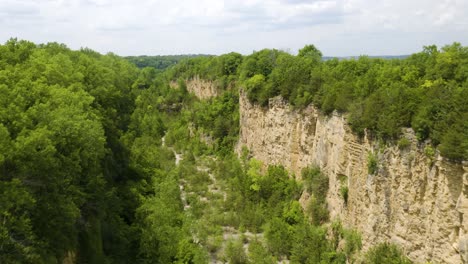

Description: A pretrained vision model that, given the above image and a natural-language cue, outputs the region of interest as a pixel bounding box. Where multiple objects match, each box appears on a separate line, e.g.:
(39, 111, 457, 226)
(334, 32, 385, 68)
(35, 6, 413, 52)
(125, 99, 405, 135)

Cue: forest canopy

(169, 43, 468, 161)
(0, 39, 141, 263)
(0, 38, 465, 264)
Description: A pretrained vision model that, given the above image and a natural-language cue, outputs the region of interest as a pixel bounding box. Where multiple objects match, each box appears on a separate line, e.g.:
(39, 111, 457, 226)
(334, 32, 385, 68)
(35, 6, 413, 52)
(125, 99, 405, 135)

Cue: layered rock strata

(236, 90, 467, 263)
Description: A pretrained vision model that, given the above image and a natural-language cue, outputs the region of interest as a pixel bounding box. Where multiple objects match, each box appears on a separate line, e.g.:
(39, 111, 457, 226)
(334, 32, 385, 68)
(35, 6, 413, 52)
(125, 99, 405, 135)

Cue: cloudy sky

(1, 0, 467, 56)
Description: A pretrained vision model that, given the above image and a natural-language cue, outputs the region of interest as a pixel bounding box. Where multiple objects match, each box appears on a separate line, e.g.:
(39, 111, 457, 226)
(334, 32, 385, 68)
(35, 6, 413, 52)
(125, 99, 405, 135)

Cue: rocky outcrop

(170, 75, 219, 99)
(236, 90, 467, 263)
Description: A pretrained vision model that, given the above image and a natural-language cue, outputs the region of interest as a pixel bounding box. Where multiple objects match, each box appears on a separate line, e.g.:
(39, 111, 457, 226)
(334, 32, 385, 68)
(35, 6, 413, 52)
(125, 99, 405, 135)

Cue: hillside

(0, 39, 466, 263)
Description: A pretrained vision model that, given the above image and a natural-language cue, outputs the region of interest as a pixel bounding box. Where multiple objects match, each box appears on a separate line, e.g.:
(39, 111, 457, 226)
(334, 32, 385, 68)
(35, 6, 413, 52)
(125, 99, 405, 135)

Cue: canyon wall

(236, 90, 468, 263)
(171, 75, 218, 99)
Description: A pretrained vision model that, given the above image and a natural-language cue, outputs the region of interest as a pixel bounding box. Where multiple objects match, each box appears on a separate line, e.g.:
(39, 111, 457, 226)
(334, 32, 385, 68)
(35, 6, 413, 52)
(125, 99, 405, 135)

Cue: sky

(0, 0, 467, 56)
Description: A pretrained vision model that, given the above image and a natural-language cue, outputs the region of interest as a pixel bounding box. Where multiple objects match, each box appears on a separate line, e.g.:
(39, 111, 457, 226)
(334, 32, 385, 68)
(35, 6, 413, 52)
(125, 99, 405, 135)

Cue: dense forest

(168, 43, 467, 161)
(0, 38, 465, 263)
(124, 55, 210, 70)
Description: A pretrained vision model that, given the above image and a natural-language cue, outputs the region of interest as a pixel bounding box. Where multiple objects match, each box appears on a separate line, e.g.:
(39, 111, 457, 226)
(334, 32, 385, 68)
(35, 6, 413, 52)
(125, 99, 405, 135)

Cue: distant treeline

(167, 44, 468, 161)
(323, 55, 409, 61)
(124, 54, 211, 70)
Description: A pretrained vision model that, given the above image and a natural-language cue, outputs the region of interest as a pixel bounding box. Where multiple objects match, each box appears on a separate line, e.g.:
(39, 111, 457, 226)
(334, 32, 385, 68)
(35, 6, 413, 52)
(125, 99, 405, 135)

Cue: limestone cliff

(171, 75, 218, 99)
(236, 90, 468, 263)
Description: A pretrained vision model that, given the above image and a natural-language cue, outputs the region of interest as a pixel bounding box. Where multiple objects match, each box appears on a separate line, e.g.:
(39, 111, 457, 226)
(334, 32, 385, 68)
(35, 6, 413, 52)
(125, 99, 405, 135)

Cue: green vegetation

(367, 152, 378, 175)
(169, 43, 468, 161)
(340, 185, 349, 205)
(365, 242, 412, 264)
(397, 137, 411, 150)
(302, 167, 329, 225)
(125, 54, 210, 70)
(0, 38, 457, 263)
(167, 52, 243, 90)
(0, 39, 141, 263)
(224, 239, 248, 264)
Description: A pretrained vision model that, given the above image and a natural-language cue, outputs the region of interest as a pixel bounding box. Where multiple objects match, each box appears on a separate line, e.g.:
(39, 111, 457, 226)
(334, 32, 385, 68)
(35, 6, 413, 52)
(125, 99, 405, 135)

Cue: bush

(302, 167, 329, 225)
(290, 224, 334, 264)
(264, 217, 293, 257)
(365, 242, 412, 264)
(424, 145, 435, 158)
(343, 229, 362, 258)
(340, 186, 349, 206)
(367, 152, 378, 175)
(248, 239, 276, 264)
(224, 239, 248, 264)
(301, 167, 328, 200)
(397, 137, 411, 150)
(245, 74, 267, 104)
(175, 238, 208, 264)
(307, 196, 329, 226)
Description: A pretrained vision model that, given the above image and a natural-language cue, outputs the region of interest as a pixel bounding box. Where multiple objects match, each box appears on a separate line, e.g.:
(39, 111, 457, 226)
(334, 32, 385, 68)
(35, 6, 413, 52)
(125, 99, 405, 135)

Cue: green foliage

(191, 90, 240, 155)
(302, 166, 329, 225)
(245, 74, 268, 105)
(4, 38, 461, 264)
(290, 224, 340, 264)
(175, 238, 209, 264)
(302, 166, 328, 198)
(298, 44, 323, 63)
(307, 196, 329, 226)
(248, 239, 276, 264)
(0, 179, 39, 263)
(236, 43, 467, 160)
(264, 217, 293, 257)
(365, 242, 412, 264)
(424, 145, 435, 159)
(343, 229, 362, 258)
(0, 39, 141, 262)
(398, 137, 411, 150)
(224, 239, 248, 264)
(162, 42, 467, 160)
(125, 54, 210, 70)
(136, 174, 184, 263)
(438, 123, 468, 161)
(166, 52, 242, 91)
(367, 152, 378, 175)
(340, 185, 349, 205)
(328, 221, 362, 263)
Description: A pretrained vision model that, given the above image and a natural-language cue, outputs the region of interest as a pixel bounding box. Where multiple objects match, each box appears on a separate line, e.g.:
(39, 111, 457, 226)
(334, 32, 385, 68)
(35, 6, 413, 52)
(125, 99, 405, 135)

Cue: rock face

(186, 75, 218, 99)
(236, 90, 468, 263)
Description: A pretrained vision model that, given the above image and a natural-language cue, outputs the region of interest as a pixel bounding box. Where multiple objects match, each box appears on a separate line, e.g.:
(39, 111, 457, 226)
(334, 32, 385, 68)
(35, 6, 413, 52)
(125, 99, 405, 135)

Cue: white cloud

(0, 0, 467, 56)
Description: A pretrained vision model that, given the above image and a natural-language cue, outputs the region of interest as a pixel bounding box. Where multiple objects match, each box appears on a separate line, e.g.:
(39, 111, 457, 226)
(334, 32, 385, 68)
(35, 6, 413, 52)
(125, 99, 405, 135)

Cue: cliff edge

(236, 89, 468, 263)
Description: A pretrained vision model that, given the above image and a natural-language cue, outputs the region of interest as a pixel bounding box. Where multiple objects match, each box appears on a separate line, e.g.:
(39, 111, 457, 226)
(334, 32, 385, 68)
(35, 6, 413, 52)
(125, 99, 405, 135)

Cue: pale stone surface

(186, 75, 218, 99)
(236, 90, 467, 264)
(170, 76, 218, 99)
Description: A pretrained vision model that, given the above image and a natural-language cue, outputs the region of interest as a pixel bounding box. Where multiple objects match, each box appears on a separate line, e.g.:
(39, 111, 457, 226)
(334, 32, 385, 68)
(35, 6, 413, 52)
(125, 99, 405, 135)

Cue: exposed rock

(170, 76, 218, 99)
(62, 251, 76, 264)
(236, 89, 466, 263)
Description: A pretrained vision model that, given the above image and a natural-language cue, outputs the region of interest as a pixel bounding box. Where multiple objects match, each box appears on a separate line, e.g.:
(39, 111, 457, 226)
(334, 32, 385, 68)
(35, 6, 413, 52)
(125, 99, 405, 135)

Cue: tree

(298, 44, 323, 64)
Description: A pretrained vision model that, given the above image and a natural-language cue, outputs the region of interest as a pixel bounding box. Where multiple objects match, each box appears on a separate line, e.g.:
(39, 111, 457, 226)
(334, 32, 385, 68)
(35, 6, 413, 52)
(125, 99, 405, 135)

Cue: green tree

(365, 242, 412, 264)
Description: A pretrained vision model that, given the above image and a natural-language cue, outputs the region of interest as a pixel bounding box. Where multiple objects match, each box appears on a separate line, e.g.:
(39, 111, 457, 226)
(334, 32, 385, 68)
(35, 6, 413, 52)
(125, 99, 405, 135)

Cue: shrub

(424, 145, 435, 159)
(302, 166, 330, 225)
(343, 229, 362, 258)
(397, 137, 411, 150)
(264, 217, 293, 257)
(245, 74, 266, 104)
(248, 239, 276, 264)
(340, 186, 349, 206)
(224, 239, 248, 264)
(367, 152, 378, 175)
(301, 166, 328, 200)
(307, 196, 329, 226)
(365, 242, 412, 264)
